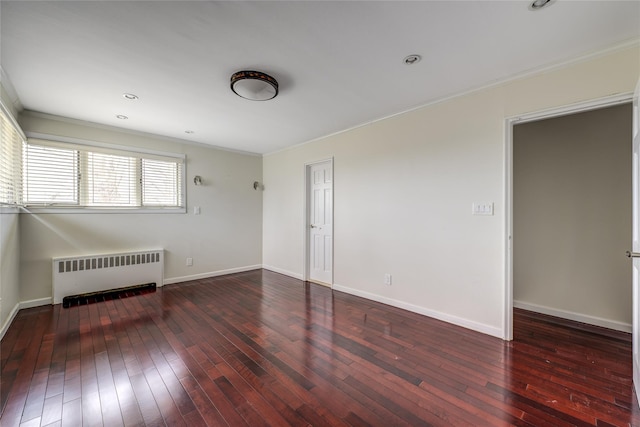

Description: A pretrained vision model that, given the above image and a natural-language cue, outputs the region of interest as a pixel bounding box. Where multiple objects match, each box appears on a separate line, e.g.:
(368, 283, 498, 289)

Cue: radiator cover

(52, 249, 164, 305)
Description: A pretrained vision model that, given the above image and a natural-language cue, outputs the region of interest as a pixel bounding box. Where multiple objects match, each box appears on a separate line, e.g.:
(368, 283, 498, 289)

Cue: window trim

(24, 132, 187, 213)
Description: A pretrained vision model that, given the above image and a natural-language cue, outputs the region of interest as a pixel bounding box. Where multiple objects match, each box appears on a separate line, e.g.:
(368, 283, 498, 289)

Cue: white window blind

(142, 158, 182, 206)
(24, 144, 78, 205)
(0, 109, 24, 205)
(23, 138, 185, 209)
(85, 152, 137, 206)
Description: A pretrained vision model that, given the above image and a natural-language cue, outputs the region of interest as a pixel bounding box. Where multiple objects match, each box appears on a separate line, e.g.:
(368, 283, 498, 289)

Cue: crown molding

(0, 67, 23, 113)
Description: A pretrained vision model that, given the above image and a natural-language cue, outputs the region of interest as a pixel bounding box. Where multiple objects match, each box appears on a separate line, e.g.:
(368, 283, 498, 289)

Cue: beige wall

(18, 113, 263, 303)
(0, 208, 20, 334)
(513, 104, 632, 328)
(263, 45, 639, 338)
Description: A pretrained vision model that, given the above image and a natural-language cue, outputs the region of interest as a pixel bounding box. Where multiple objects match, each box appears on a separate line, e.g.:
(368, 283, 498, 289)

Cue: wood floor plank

(60, 398, 82, 427)
(40, 393, 63, 427)
(2, 269, 639, 426)
(129, 373, 164, 426)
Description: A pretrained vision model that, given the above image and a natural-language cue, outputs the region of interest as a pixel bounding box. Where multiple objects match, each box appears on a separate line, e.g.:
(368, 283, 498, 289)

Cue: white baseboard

(262, 265, 304, 281)
(21, 297, 52, 309)
(514, 300, 632, 333)
(163, 264, 262, 285)
(0, 302, 20, 340)
(332, 283, 503, 339)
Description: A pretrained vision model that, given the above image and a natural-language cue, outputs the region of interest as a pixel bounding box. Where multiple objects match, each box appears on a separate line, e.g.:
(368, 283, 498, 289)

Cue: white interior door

(632, 80, 640, 404)
(308, 161, 333, 285)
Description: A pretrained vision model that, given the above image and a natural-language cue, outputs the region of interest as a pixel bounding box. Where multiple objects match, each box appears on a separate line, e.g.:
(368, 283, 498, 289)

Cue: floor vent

(62, 282, 156, 308)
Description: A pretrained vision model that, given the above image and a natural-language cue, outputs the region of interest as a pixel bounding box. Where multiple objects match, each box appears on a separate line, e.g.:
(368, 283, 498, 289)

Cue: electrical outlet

(384, 273, 392, 286)
(186, 257, 193, 266)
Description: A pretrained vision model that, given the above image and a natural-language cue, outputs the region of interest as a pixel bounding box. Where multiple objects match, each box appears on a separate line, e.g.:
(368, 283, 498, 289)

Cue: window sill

(21, 206, 187, 214)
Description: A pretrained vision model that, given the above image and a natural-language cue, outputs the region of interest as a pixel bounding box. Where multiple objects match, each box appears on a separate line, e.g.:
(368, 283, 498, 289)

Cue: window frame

(23, 133, 186, 214)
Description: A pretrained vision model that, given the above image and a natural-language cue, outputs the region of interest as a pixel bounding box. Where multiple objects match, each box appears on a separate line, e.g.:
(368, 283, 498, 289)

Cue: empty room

(1, 1, 640, 426)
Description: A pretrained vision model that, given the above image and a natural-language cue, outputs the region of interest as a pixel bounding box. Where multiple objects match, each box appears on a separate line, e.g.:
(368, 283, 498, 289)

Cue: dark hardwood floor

(1, 269, 638, 426)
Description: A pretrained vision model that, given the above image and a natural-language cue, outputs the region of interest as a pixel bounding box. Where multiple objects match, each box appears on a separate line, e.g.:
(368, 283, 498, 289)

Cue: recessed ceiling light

(403, 55, 421, 65)
(116, 115, 128, 120)
(123, 93, 139, 100)
(529, 0, 554, 11)
(185, 130, 194, 134)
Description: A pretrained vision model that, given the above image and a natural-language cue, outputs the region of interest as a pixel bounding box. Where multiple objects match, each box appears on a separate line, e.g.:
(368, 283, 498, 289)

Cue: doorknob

(626, 251, 640, 258)
(310, 224, 317, 228)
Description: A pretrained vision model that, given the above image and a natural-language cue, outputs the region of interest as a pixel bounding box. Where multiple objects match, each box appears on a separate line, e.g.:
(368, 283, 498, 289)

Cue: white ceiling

(2, 1, 639, 154)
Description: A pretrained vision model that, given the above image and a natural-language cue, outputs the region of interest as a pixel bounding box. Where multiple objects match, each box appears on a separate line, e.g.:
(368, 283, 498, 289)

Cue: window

(23, 137, 185, 209)
(142, 158, 181, 206)
(0, 107, 24, 206)
(85, 152, 136, 206)
(24, 144, 78, 204)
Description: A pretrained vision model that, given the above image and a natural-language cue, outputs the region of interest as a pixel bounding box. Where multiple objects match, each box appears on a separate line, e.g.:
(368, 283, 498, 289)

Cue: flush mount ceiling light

(230, 70, 278, 101)
(123, 93, 139, 100)
(116, 114, 128, 120)
(403, 54, 421, 65)
(529, 0, 554, 10)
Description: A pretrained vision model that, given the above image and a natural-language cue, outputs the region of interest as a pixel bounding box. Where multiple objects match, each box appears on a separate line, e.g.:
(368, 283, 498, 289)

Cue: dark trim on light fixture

(529, 0, 554, 10)
(123, 93, 139, 100)
(116, 115, 128, 120)
(404, 54, 421, 65)
(230, 70, 279, 101)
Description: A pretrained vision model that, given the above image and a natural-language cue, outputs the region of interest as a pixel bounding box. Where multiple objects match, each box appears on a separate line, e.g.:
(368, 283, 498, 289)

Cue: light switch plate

(472, 202, 494, 216)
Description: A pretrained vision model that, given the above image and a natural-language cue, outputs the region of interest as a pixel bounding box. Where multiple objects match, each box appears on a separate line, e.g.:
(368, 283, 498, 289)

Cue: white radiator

(52, 249, 164, 305)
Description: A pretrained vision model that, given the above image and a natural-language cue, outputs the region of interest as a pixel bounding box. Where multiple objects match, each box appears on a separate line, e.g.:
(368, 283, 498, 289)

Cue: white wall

(263, 45, 640, 338)
(513, 104, 632, 330)
(18, 112, 263, 303)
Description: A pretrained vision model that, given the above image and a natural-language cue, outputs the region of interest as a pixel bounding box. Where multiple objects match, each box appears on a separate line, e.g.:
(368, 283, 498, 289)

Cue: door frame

(503, 93, 632, 341)
(631, 79, 639, 403)
(303, 157, 334, 286)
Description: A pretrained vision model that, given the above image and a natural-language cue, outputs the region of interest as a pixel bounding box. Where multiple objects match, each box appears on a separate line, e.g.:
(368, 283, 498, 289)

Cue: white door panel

(308, 161, 333, 285)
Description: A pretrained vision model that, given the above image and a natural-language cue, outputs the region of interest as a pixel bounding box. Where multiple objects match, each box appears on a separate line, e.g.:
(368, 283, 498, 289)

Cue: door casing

(631, 80, 640, 403)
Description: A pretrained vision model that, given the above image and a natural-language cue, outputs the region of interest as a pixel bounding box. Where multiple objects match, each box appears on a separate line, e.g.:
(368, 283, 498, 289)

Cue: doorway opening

(504, 94, 633, 341)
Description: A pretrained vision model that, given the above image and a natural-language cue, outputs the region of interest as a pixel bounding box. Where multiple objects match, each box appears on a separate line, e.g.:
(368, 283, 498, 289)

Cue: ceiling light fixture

(116, 115, 128, 120)
(123, 93, 139, 100)
(529, 0, 554, 10)
(185, 130, 194, 134)
(230, 70, 278, 101)
(403, 55, 421, 65)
